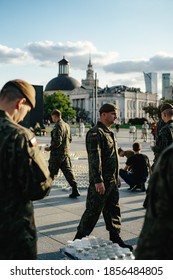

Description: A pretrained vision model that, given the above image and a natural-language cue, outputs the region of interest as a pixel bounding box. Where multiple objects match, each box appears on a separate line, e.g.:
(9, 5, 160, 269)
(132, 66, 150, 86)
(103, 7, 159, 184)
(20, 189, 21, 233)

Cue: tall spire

(81, 54, 98, 88)
(86, 54, 94, 80)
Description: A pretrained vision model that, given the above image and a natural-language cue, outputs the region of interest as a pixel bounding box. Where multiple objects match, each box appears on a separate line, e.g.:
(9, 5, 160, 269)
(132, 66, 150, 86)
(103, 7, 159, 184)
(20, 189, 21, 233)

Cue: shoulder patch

(30, 137, 37, 146)
(91, 132, 97, 136)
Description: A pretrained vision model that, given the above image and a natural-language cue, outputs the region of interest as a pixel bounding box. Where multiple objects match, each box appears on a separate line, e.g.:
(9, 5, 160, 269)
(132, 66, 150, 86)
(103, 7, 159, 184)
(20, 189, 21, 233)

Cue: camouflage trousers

(49, 155, 77, 189)
(77, 181, 121, 236)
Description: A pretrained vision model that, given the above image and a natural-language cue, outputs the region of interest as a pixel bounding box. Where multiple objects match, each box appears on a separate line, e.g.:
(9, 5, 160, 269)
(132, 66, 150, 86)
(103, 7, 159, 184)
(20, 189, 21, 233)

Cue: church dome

(45, 75, 81, 91)
(45, 56, 81, 91)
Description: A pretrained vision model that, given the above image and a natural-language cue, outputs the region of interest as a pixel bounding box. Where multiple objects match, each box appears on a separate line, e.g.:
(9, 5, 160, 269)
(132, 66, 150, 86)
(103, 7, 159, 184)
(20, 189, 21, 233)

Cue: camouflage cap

(1, 79, 36, 108)
(160, 103, 173, 113)
(99, 103, 117, 114)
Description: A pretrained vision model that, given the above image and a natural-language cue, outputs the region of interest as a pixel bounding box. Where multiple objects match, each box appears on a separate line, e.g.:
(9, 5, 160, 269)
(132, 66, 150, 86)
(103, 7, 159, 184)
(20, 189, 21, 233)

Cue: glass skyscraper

(143, 72, 158, 94)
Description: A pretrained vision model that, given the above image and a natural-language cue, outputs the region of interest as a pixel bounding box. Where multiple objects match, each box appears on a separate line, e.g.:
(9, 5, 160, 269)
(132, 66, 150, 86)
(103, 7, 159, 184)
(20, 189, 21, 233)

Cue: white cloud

(0, 44, 30, 64)
(25, 40, 119, 69)
(103, 53, 173, 74)
(1, 41, 173, 76)
(0, 41, 172, 95)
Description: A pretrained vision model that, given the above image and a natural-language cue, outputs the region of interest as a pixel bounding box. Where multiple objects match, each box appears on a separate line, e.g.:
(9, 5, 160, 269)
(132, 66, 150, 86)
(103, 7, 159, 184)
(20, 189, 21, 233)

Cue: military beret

(99, 103, 117, 114)
(1, 79, 36, 108)
(160, 103, 173, 113)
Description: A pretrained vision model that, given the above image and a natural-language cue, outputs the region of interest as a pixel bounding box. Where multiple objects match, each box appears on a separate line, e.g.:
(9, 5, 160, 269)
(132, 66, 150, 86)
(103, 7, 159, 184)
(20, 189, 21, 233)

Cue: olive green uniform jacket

(77, 121, 121, 236)
(135, 143, 173, 259)
(0, 111, 52, 260)
(48, 119, 77, 187)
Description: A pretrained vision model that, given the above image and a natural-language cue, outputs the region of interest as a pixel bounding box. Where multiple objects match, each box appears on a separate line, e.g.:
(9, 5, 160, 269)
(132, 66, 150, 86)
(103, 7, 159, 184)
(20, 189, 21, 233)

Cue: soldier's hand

(95, 182, 105, 195)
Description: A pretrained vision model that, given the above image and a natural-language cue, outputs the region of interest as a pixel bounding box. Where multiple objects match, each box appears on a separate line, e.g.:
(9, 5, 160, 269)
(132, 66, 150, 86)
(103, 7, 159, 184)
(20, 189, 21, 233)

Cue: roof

(45, 75, 81, 91)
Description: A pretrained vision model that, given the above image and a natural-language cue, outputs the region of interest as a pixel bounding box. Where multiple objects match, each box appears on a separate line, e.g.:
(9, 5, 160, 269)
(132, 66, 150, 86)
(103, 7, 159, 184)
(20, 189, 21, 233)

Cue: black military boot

(73, 231, 86, 240)
(69, 186, 80, 198)
(109, 231, 133, 251)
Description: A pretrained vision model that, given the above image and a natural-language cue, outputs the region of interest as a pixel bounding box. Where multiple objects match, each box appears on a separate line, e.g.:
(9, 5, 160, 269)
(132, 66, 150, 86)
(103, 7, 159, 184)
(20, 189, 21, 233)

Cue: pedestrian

(151, 103, 173, 166)
(45, 109, 80, 198)
(135, 143, 173, 259)
(119, 142, 152, 191)
(73, 103, 133, 251)
(0, 79, 53, 260)
(141, 120, 149, 142)
(151, 122, 156, 140)
(79, 120, 85, 137)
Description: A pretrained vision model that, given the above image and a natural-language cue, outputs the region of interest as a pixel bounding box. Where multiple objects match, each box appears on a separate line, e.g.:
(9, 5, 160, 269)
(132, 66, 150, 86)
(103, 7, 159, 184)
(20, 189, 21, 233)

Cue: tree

(74, 107, 90, 122)
(143, 100, 173, 121)
(44, 91, 76, 121)
(143, 103, 159, 121)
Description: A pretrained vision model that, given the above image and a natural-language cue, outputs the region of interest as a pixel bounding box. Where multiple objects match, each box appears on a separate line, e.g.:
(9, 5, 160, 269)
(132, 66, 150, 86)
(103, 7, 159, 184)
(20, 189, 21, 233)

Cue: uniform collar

(97, 121, 113, 133)
(0, 109, 13, 121)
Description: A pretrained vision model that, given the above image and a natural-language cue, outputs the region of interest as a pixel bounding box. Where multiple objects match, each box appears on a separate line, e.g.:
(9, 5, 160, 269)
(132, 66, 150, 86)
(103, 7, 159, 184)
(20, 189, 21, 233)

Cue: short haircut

(133, 142, 141, 152)
(163, 108, 173, 117)
(0, 85, 28, 104)
(51, 109, 61, 118)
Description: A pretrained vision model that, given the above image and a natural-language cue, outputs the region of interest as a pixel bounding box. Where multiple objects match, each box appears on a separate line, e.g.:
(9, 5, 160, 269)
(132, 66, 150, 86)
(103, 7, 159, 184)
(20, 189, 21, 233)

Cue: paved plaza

(35, 127, 154, 259)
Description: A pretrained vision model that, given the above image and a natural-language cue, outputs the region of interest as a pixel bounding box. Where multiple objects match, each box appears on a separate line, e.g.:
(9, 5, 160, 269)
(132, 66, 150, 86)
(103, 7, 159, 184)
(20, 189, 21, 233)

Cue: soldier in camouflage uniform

(118, 147, 134, 159)
(74, 103, 133, 251)
(45, 109, 80, 198)
(135, 143, 173, 259)
(143, 103, 173, 209)
(0, 79, 53, 260)
(152, 103, 173, 166)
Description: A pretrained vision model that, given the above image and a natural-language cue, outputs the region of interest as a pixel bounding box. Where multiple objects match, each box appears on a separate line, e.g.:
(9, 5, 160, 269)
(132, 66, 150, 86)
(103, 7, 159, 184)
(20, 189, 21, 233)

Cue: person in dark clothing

(119, 142, 152, 191)
(152, 103, 173, 167)
(135, 143, 173, 259)
(73, 103, 133, 251)
(45, 109, 80, 198)
(144, 103, 173, 208)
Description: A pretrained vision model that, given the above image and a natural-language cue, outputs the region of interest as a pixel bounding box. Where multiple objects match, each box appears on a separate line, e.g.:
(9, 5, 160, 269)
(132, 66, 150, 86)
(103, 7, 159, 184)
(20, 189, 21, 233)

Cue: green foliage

(143, 103, 159, 121)
(143, 100, 173, 120)
(44, 91, 76, 121)
(74, 107, 90, 122)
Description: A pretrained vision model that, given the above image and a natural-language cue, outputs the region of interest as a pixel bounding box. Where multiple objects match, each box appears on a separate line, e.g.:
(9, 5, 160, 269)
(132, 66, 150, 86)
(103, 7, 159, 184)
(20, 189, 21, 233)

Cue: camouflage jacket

(86, 121, 119, 184)
(135, 143, 173, 259)
(124, 150, 134, 159)
(50, 119, 72, 159)
(153, 119, 173, 155)
(0, 110, 52, 259)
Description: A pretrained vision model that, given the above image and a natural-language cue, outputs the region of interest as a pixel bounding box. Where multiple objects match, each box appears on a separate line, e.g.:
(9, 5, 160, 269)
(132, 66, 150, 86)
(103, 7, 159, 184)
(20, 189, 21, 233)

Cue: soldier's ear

(16, 98, 26, 109)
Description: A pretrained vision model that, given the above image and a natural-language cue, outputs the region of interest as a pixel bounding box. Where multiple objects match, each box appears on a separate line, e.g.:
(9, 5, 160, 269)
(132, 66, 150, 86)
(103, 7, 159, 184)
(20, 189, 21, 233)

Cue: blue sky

(1, 0, 173, 94)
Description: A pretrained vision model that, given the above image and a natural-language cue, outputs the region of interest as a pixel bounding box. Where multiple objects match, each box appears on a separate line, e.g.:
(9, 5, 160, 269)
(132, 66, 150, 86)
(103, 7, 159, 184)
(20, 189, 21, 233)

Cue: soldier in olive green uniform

(135, 143, 173, 259)
(118, 147, 134, 159)
(152, 103, 173, 166)
(74, 103, 133, 251)
(144, 103, 173, 209)
(45, 109, 80, 198)
(0, 79, 53, 260)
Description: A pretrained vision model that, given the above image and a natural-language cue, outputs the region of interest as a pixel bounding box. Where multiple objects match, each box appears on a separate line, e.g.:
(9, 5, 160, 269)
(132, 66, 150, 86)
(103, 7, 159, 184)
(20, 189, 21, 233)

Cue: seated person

(119, 142, 152, 191)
